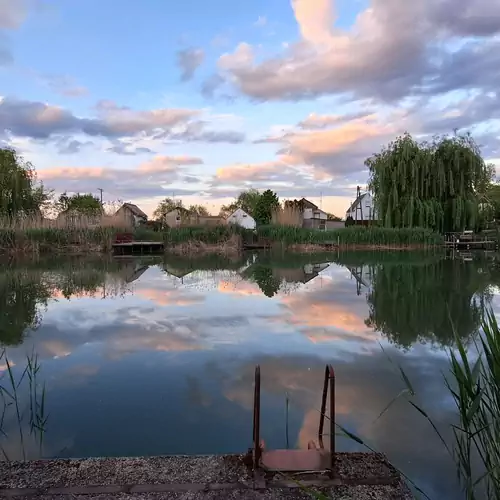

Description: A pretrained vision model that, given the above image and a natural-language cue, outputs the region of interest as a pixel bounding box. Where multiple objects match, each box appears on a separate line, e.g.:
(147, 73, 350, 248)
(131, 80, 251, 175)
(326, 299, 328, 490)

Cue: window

(243, 214, 247, 217)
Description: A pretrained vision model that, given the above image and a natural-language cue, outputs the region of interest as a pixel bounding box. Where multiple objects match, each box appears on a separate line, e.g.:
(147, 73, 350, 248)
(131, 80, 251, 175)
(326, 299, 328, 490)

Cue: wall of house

(303, 208, 328, 220)
(227, 210, 256, 229)
(346, 194, 375, 221)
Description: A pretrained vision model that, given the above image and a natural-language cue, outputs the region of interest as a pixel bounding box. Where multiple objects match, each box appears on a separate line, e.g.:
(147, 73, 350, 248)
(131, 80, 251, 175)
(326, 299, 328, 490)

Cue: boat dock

(112, 240, 165, 254)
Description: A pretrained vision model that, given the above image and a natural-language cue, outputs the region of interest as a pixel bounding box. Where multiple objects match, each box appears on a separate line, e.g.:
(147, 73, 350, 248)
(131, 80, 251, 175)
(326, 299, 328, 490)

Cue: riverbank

(0, 453, 413, 499)
(0, 225, 444, 256)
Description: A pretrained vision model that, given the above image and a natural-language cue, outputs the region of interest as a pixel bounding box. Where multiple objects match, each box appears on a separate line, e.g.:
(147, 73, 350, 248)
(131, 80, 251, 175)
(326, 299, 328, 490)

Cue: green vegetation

(219, 188, 262, 218)
(0, 148, 51, 218)
(56, 192, 103, 215)
(0, 350, 47, 461)
(447, 310, 500, 499)
(0, 226, 125, 252)
(365, 259, 490, 347)
(367, 132, 494, 232)
(257, 225, 443, 246)
(254, 189, 280, 225)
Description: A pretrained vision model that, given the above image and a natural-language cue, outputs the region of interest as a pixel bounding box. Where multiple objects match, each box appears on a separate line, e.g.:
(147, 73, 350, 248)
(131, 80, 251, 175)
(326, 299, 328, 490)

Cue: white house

(345, 192, 376, 221)
(300, 198, 328, 229)
(227, 208, 256, 229)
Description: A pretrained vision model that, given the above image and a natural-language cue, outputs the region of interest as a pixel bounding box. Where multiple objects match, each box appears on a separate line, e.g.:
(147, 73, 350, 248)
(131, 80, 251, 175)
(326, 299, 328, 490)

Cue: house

(345, 192, 375, 222)
(226, 208, 256, 229)
(299, 198, 328, 230)
(115, 203, 148, 227)
(164, 209, 226, 228)
(164, 208, 188, 228)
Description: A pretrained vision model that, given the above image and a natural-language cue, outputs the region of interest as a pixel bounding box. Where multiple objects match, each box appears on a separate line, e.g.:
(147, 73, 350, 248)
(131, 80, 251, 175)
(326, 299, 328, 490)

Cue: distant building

(227, 208, 256, 229)
(345, 192, 375, 222)
(164, 209, 226, 228)
(299, 198, 328, 230)
(115, 203, 148, 227)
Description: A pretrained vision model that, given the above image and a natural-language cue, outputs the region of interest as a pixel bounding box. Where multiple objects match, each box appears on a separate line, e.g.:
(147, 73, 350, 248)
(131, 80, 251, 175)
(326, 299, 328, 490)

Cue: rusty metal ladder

(252, 364, 335, 474)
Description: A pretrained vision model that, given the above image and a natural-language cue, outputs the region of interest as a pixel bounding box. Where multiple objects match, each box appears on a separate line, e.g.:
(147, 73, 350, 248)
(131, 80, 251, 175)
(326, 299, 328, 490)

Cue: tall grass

(344, 311, 500, 499)
(257, 225, 443, 246)
(446, 310, 500, 499)
(0, 214, 132, 253)
(0, 349, 47, 461)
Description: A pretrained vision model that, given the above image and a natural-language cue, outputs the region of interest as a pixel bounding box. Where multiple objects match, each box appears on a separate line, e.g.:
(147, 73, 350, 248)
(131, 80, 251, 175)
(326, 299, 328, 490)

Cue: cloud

(0, 97, 245, 146)
(297, 111, 375, 130)
(215, 0, 500, 102)
(39, 155, 205, 199)
(57, 138, 94, 154)
(0, 0, 28, 29)
(39, 74, 89, 98)
(106, 140, 155, 156)
(177, 47, 205, 81)
(291, 0, 335, 45)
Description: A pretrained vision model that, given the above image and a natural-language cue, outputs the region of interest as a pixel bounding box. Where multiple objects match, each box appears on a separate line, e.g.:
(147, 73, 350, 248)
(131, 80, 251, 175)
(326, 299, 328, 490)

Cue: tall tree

(188, 204, 210, 217)
(57, 192, 103, 215)
(219, 189, 262, 219)
(153, 198, 184, 222)
(0, 148, 51, 217)
(255, 189, 280, 225)
(367, 132, 493, 232)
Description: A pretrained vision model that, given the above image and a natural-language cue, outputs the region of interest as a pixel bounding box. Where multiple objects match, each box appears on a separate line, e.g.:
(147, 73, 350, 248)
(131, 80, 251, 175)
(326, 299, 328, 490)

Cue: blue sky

(1, 0, 499, 216)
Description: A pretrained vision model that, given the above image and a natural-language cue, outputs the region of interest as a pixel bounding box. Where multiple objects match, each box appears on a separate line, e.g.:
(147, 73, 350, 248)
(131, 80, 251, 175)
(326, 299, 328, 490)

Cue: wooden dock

(112, 241, 164, 255)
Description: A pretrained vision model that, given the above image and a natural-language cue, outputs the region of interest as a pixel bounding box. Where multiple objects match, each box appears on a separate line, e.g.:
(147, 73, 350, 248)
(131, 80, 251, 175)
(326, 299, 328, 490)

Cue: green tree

(367, 132, 493, 232)
(0, 273, 52, 346)
(364, 258, 494, 348)
(57, 192, 103, 215)
(0, 148, 51, 217)
(254, 189, 279, 225)
(153, 198, 184, 223)
(485, 183, 500, 220)
(188, 204, 210, 217)
(219, 189, 262, 218)
(252, 266, 281, 298)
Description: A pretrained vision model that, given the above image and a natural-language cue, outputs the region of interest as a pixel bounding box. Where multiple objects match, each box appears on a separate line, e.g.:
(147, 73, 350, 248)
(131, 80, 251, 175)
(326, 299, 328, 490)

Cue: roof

(299, 198, 318, 210)
(346, 193, 369, 214)
(121, 203, 148, 218)
(228, 208, 253, 218)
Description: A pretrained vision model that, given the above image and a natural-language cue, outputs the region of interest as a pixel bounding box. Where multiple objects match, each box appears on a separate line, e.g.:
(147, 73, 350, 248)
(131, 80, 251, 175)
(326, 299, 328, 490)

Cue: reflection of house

(346, 192, 375, 222)
(163, 264, 193, 281)
(273, 263, 330, 284)
(227, 209, 256, 229)
(115, 203, 148, 227)
(116, 261, 149, 283)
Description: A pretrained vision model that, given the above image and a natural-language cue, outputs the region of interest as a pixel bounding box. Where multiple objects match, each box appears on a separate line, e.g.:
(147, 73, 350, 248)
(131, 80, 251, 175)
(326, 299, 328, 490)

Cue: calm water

(1, 251, 500, 499)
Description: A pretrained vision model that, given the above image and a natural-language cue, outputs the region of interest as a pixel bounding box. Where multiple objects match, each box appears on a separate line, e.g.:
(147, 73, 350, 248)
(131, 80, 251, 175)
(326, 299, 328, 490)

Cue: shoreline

(0, 453, 413, 499)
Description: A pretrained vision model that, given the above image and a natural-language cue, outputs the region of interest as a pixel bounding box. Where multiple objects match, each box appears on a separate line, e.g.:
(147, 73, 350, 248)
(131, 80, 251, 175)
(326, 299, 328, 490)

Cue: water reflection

(1, 251, 500, 499)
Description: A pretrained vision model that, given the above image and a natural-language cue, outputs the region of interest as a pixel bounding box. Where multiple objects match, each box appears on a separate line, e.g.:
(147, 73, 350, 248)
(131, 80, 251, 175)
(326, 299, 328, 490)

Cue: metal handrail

(252, 365, 261, 469)
(318, 364, 335, 469)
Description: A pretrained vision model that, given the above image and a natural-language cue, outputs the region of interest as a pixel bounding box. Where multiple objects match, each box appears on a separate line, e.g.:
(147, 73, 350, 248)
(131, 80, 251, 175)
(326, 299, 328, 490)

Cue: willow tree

(366, 133, 493, 232)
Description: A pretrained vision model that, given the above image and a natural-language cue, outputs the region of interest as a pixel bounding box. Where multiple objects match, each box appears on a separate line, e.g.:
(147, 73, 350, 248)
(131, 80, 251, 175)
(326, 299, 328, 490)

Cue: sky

(1, 0, 499, 217)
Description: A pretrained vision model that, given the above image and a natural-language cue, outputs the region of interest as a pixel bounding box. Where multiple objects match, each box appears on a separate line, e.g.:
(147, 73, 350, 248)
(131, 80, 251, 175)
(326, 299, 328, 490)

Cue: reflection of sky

(1, 258, 489, 499)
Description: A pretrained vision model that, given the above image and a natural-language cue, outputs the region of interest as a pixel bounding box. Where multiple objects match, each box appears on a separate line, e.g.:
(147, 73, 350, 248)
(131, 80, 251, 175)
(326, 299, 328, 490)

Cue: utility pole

(97, 188, 103, 205)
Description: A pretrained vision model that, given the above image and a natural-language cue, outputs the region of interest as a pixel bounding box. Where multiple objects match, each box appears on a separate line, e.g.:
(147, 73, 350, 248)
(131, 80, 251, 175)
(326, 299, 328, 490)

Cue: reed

(257, 225, 443, 246)
(0, 349, 47, 461)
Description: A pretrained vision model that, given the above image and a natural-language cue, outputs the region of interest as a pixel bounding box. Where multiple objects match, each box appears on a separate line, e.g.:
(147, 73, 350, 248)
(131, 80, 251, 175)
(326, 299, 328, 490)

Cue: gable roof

(122, 203, 148, 218)
(346, 193, 369, 214)
(299, 198, 318, 210)
(229, 208, 253, 218)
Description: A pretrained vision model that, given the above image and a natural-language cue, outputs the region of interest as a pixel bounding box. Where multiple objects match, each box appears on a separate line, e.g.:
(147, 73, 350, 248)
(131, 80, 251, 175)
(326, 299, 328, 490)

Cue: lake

(1, 250, 499, 499)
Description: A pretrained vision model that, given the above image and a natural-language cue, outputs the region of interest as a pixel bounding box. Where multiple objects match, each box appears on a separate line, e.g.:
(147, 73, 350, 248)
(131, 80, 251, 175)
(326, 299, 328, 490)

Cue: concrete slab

(0, 453, 414, 499)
